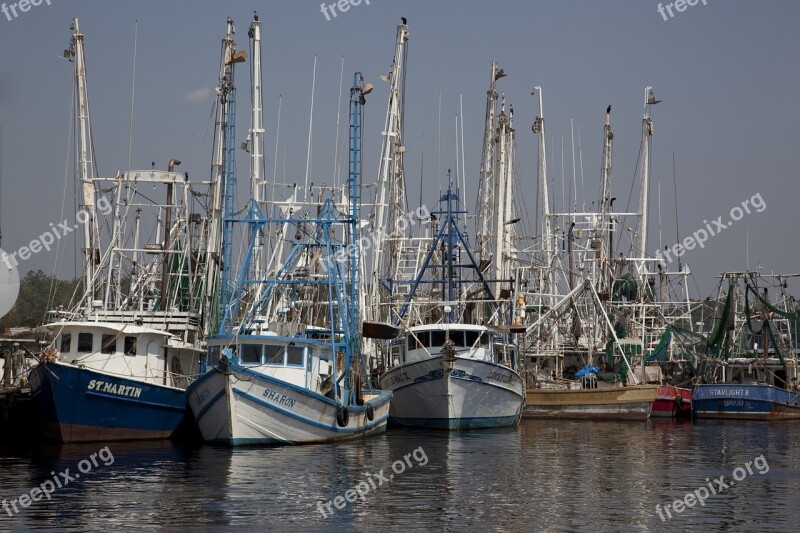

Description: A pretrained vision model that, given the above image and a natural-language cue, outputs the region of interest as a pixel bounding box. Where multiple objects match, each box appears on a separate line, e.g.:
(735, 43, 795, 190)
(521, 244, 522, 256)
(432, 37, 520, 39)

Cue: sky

(0, 0, 798, 298)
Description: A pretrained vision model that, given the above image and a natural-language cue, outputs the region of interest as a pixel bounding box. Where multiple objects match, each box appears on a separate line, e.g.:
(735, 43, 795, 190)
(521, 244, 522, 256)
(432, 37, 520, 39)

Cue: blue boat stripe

(232, 386, 389, 433)
(232, 364, 342, 407)
(195, 388, 227, 422)
(84, 391, 187, 412)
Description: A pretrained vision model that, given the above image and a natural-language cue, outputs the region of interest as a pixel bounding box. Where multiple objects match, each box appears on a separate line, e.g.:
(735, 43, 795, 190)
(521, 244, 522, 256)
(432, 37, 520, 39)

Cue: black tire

(366, 403, 375, 421)
(336, 406, 349, 427)
(354, 374, 364, 406)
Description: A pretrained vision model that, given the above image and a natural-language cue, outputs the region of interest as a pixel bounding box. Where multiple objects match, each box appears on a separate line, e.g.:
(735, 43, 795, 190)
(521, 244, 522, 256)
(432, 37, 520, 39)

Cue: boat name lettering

(709, 388, 749, 397)
(196, 387, 211, 406)
(263, 387, 297, 408)
(487, 371, 512, 384)
(385, 372, 409, 386)
(87, 379, 142, 398)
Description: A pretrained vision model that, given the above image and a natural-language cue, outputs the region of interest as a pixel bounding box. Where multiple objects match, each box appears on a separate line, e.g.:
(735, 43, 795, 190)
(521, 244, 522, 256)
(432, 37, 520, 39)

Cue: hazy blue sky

(0, 0, 798, 297)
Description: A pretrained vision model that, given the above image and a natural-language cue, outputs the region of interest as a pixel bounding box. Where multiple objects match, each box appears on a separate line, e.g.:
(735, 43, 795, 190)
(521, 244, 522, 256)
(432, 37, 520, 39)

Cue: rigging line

(619, 131, 645, 257)
(50, 76, 78, 312)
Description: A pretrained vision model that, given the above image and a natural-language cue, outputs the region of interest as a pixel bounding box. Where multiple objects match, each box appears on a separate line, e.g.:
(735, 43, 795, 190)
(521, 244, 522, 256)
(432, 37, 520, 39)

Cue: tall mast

(248, 14, 266, 289)
(214, 18, 245, 334)
(349, 73, 371, 378)
(532, 87, 552, 299)
(636, 87, 660, 258)
(597, 105, 614, 294)
(475, 61, 504, 266)
(493, 96, 509, 299)
(67, 18, 99, 311)
(368, 18, 409, 322)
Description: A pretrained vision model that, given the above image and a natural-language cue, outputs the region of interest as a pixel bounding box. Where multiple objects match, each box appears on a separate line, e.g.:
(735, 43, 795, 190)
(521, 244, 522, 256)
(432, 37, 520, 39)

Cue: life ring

(336, 406, 349, 427)
(366, 403, 375, 421)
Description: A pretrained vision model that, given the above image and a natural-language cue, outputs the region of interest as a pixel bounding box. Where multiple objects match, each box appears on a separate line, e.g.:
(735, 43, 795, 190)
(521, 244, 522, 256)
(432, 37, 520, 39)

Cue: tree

(0, 270, 80, 330)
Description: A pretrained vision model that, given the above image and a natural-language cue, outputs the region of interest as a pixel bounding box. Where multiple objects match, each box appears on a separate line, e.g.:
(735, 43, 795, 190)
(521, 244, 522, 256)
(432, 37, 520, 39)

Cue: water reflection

(0, 420, 798, 532)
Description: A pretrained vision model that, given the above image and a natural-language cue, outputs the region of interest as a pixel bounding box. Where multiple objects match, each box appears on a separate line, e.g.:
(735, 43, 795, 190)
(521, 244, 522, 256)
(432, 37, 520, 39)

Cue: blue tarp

(575, 365, 600, 378)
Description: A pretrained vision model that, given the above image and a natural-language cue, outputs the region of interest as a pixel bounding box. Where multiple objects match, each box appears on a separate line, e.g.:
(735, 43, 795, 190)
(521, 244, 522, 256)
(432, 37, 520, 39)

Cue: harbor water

(1, 419, 798, 531)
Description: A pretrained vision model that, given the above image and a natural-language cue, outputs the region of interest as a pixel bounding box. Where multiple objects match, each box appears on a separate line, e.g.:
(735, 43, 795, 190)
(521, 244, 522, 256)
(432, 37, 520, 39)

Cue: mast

(597, 105, 614, 294)
(214, 18, 246, 334)
(636, 87, 660, 258)
(532, 87, 553, 301)
(67, 18, 100, 311)
(368, 18, 409, 322)
(349, 72, 372, 382)
(247, 14, 266, 293)
(475, 61, 505, 267)
(493, 96, 511, 300)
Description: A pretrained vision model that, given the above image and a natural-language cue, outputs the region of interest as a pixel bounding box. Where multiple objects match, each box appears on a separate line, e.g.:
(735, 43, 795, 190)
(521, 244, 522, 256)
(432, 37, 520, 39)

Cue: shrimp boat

(29, 19, 210, 442)
(693, 271, 800, 420)
(378, 187, 525, 429)
(187, 16, 391, 445)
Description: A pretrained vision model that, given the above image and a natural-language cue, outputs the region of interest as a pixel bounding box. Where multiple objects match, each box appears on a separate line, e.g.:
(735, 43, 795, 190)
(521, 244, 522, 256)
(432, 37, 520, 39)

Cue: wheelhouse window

(208, 346, 220, 361)
(410, 331, 429, 350)
(124, 336, 137, 356)
(60, 333, 72, 353)
(265, 345, 284, 365)
(465, 331, 481, 348)
(77, 333, 94, 353)
(448, 331, 466, 347)
(241, 345, 262, 364)
(286, 347, 304, 367)
(101, 334, 116, 354)
(430, 331, 447, 348)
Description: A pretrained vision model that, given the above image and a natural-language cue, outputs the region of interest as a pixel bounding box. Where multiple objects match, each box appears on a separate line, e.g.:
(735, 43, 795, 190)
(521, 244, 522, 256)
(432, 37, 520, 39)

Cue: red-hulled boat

(651, 385, 692, 418)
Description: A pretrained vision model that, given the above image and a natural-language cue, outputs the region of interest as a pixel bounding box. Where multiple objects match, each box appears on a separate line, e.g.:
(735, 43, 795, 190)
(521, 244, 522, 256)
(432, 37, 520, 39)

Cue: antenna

(672, 152, 680, 270)
(333, 56, 345, 191)
(127, 20, 138, 170)
(459, 93, 466, 200)
(304, 55, 317, 201)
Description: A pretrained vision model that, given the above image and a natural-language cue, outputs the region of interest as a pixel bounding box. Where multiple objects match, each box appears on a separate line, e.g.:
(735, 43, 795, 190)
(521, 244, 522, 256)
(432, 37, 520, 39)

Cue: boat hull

(28, 362, 188, 443)
(186, 364, 392, 445)
(380, 357, 524, 430)
(523, 385, 658, 420)
(692, 383, 800, 420)
(651, 385, 692, 418)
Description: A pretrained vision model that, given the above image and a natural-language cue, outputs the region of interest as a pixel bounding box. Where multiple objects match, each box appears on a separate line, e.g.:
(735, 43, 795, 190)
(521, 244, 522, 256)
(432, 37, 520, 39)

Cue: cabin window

(124, 336, 137, 356)
(465, 331, 481, 348)
(241, 345, 262, 364)
(208, 346, 220, 362)
(448, 331, 466, 347)
(480, 333, 490, 346)
(412, 331, 428, 349)
(287, 347, 304, 367)
(101, 334, 116, 354)
(431, 331, 447, 348)
(265, 345, 284, 365)
(60, 333, 72, 353)
(408, 333, 420, 351)
(77, 333, 94, 353)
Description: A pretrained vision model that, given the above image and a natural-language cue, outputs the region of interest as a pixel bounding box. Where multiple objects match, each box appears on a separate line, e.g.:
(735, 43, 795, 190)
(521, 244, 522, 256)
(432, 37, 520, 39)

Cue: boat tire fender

(366, 403, 375, 421)
(336, 406, 349, 427)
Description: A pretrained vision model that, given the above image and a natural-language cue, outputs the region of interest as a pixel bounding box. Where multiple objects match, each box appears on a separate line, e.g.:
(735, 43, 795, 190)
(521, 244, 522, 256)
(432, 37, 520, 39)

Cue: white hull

(187, 364, 392, 445)
(380, 356, 524, 429)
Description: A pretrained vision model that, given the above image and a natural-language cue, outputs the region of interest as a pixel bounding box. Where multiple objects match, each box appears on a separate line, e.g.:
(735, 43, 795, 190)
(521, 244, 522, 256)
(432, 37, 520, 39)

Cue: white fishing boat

(187, 16, 391, 444)
(377, 187, 524, 429)
(381, 323, 524, 428)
